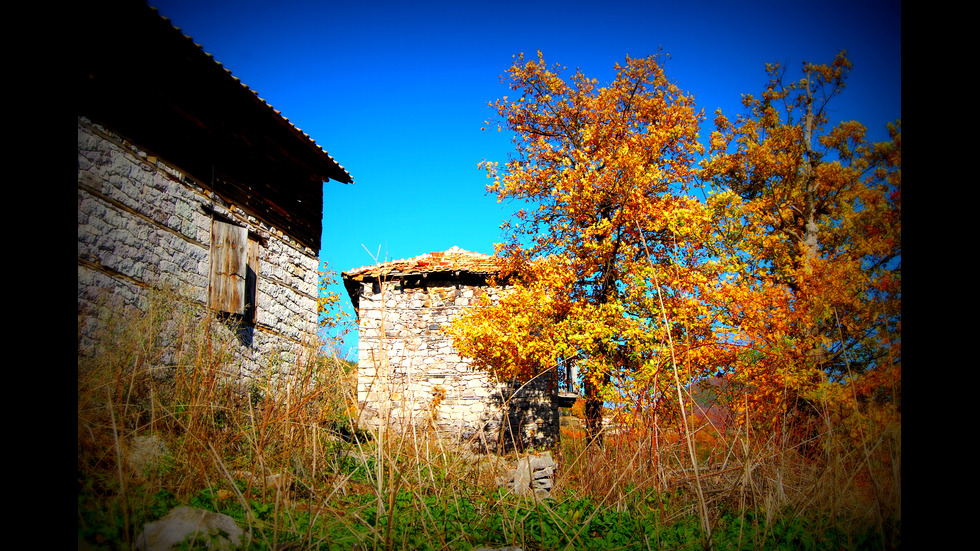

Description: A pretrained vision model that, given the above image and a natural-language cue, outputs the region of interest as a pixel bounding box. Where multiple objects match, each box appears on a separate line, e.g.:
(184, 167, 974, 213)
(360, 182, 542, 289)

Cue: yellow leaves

(465, 49, 899, 438)
(708, 130, 730, 153)
(316, 260, 353, 351)
(446, 255, 579, 379)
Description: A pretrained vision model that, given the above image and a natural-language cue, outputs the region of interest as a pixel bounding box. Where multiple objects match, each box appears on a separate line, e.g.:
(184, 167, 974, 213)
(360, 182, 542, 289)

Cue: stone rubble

(495, 451, 558, 499)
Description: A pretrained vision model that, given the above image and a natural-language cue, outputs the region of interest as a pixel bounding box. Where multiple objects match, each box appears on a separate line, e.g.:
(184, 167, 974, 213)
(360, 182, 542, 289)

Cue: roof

(77, 0, 350, 253)
(342, 247, 505, 311)
(342, 246, 504, 280)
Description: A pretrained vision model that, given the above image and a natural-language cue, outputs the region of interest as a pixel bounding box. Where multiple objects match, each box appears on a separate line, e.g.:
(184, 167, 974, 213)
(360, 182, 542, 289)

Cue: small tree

(317, 259, 352, 356)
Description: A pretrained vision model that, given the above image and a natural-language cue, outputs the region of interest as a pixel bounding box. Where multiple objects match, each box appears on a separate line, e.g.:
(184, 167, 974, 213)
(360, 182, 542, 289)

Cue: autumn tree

(317, 259, 351, 354)
(700, 51, 901, 423)
(448, 52, 714, 443)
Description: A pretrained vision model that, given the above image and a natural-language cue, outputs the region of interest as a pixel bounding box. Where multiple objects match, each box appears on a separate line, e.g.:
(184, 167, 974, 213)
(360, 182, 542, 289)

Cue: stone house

(342, 247, 574, 452)
(77, 0, 352, 378)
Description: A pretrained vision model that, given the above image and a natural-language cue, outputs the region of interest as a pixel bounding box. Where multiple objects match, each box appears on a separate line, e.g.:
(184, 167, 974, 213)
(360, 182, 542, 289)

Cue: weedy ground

(78, 288, 900, 550)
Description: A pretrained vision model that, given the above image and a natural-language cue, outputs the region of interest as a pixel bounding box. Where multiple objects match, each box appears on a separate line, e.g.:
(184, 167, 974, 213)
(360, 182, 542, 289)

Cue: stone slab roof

(341, 246, 506, 313)
(342, 246, 503, 280)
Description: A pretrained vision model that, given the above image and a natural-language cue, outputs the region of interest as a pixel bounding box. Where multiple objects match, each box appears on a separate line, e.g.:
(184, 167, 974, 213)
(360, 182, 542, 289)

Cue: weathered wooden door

(210, 219, 257, 324)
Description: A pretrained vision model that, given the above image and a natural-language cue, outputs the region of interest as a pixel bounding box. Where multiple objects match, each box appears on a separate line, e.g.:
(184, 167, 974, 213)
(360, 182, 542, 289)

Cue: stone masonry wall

(77, 117, 320, 378)
(355, 277, 559, 451)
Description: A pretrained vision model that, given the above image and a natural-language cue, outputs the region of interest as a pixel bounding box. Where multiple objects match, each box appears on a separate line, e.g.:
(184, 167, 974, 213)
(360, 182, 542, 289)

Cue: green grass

(79, 475, 890, 550)
(77, 286, 900, 550)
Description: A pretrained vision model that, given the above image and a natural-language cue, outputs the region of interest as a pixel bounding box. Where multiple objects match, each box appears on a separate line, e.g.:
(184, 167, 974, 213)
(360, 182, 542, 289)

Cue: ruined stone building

(77, 0, 352, 378)
(342, 247, 572, 451)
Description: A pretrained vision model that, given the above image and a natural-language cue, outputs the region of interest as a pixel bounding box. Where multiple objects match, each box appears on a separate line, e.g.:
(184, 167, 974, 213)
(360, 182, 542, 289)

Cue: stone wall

(77, 117, 320, 378)
(354, 276, 559, 452)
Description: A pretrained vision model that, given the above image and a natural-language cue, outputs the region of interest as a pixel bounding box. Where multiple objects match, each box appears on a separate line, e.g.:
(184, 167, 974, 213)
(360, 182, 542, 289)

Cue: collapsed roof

(342, 246, 505, 312)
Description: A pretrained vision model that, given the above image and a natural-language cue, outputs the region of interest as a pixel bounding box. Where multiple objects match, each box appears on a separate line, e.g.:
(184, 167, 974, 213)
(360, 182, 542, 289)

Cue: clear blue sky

(149, 0, 901, 357)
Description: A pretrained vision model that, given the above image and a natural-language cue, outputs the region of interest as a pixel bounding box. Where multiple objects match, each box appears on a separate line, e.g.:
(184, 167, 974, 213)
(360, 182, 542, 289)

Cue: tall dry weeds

(554, 377, 900, 548)
(78, 281, 900, 549)
(77, 284, 359, 546)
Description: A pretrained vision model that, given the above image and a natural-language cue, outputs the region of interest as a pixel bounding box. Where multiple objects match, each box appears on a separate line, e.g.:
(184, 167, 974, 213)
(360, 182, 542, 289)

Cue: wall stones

(77, 118, 319, 379)
(354, 275, 560, 452)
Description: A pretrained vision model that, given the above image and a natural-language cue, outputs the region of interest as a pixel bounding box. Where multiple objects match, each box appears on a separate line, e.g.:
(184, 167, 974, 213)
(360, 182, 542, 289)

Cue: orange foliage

(700, 51, 901, 426)
(560, 425, 586, 441)
(449, 51, 713, 441)
(449, 50, 900, 440)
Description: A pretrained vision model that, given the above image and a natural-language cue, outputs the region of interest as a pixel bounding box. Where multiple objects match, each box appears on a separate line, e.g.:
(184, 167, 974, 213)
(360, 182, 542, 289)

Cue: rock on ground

(135, 506, 244, 551)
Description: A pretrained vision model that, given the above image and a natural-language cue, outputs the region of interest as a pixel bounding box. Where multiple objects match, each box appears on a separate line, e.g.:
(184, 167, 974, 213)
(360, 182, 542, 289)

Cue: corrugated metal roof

(78, 0, 353, 252)
(343, 246, 503, 280)
(163, 12, 353, 185)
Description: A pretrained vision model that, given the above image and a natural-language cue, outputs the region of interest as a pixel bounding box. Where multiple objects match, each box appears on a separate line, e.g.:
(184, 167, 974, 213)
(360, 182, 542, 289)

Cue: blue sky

(148, 0, 901, 356)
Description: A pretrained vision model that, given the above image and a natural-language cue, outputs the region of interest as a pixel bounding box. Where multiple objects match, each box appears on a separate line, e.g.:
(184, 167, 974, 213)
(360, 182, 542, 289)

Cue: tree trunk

(584, 374, 607, 446)
(801, 68, 820, 272)
(801, 69, 826, 369)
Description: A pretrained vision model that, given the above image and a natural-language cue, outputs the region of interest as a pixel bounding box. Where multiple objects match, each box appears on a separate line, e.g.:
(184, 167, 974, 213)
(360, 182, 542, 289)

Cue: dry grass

(77, 285, 360, 548)
(555, 397, 901, 549)
(77, 284, 900, 550)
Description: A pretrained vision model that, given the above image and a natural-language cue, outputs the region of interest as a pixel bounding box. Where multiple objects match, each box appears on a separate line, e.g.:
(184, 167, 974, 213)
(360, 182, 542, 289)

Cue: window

(209, 219, 258, 326)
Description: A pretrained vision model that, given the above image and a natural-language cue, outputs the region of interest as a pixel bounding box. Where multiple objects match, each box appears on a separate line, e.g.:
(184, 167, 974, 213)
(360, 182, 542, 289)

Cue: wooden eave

(76, 0, 352, 253)
(341, 269, 501, 315)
